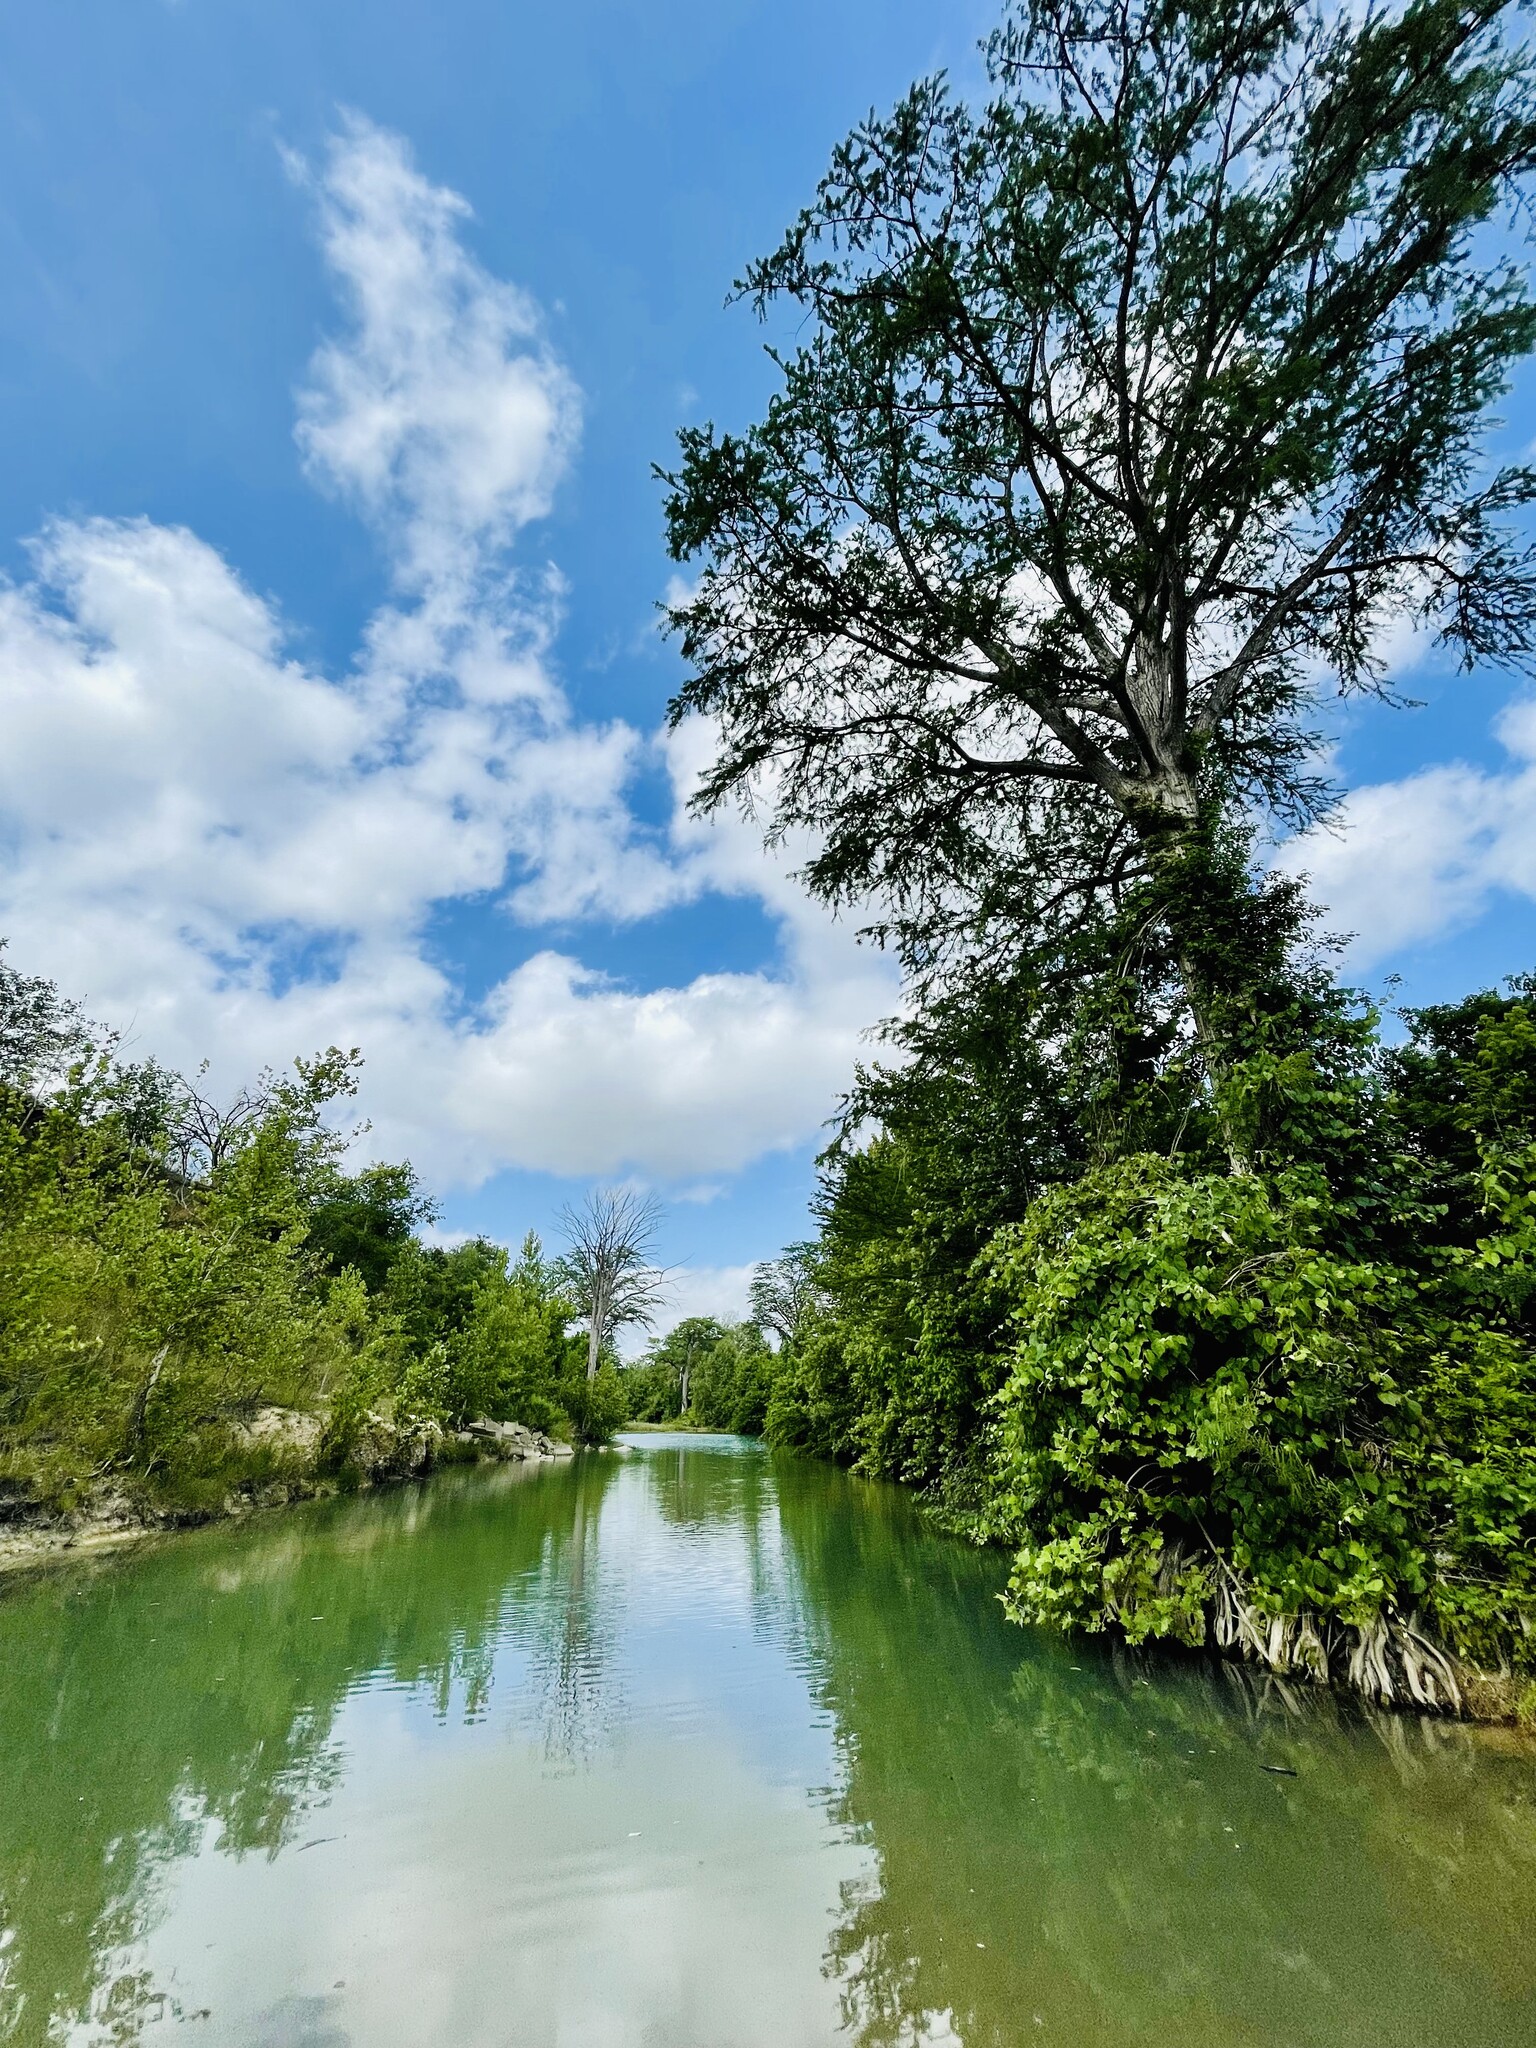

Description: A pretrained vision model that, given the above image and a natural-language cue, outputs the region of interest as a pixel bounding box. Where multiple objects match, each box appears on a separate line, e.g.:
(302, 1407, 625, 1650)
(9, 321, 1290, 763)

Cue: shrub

(558, 1366, 629, 1448)
(980, 1155, 1536, 1699)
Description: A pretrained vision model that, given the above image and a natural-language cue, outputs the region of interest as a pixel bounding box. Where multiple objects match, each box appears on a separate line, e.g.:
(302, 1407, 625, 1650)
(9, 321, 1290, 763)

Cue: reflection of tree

(770, 1456, 1536, 2048)
(0, 1459, 598, 2046)
(638, 1434, 767, 1531)
(524, 1452, 624, 1770)
(634, 1437, 796, 1644)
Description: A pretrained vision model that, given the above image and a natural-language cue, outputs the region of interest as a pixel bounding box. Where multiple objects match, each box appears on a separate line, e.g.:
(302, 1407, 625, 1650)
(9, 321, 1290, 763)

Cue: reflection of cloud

(0, 117, 898, 1193)
(132, 1726, 860, 2048)
(1278, 694, 1536, 964)
(103, 1453, 864, 2048)
(237, 1992, 350, 2048)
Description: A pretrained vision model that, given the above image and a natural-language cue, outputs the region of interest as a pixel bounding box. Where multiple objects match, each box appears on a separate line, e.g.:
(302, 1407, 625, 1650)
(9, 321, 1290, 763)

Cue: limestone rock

(232, 1406, 325, 1461)
(465, 1418, 571, 1461)
(339, 1409, 441, 1480)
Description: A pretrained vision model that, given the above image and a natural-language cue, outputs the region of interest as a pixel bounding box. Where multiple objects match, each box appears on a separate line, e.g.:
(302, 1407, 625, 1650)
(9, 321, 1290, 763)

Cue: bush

(558, 1366, 629, 1447)
(978, 1157, 1535, 1694)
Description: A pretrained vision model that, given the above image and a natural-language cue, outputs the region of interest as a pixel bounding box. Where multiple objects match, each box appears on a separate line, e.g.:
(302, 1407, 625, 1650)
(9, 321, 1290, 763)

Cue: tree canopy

(664, 0, 1536, 999)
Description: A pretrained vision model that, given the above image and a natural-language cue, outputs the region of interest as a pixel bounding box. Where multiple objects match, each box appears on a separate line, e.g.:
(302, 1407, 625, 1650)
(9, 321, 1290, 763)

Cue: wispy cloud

(292, 114, 579, 597)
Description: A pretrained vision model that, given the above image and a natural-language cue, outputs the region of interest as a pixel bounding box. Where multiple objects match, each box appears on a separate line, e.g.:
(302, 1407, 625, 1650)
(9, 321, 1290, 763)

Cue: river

(1, 1433, 1533, 2047)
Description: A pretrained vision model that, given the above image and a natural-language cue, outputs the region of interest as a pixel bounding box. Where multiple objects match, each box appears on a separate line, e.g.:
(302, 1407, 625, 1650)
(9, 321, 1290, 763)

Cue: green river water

(1, 1433, 1534, 2047)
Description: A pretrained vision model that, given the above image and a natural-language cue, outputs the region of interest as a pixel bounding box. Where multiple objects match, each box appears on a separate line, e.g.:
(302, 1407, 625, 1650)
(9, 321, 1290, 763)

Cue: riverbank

(0, 1407, 574, 1579)
(619, 1418, 736, 1434)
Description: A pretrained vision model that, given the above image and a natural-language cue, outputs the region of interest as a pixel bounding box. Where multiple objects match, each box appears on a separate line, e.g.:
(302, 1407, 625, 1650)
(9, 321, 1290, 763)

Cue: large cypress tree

(663, 0, 1536, 1137)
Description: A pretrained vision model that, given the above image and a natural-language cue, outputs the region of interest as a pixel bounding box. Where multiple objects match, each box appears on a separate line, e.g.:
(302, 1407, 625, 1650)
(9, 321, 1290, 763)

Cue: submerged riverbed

(1, 1434, 1534, 2047)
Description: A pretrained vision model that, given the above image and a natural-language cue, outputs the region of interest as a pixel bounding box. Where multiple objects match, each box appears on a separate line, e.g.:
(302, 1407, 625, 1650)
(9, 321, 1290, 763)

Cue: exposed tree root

(1205, 1552, 1464, 1715)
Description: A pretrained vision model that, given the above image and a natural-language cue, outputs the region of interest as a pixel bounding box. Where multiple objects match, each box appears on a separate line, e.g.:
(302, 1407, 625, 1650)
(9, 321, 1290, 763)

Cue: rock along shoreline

(0, 1406, 575, 1579)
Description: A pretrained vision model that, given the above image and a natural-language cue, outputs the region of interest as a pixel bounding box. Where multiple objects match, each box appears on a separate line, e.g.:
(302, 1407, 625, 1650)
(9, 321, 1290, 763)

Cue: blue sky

(1, 0, 1533, 1324)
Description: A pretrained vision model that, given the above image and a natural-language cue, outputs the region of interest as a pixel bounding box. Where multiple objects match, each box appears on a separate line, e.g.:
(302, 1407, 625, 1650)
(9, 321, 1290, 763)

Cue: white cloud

(292, 113, 579, 595)
(645, 1263, 760, 1345)
(1279, 694, 1536, 964)
(0, 118, 897, 1200)
(606, 1262, 759, 1358)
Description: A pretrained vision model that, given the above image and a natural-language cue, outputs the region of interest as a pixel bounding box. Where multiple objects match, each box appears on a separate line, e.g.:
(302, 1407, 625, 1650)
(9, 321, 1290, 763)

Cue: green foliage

(621, 1354, 684, 1423)
(0, 962, 582, 1513)
(306, 1161, 437, 1293)
(558, 1365, 629, 1448)
(762, 1139, 995, 1483)
(980, 1157, 1535, 1671)
(0, 1055, 348, 1509)
(387, 1231, 578, 1434)
(689, 1321, 774, 1433)
(380, 1235, 508, 1354)
(628, 1315, 777, 1434)
(758, 961, 1536, 1698)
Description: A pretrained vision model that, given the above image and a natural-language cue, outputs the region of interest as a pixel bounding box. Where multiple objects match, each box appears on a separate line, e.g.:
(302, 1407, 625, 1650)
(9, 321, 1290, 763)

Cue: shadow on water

(768, 1454, 1536, 2048)
(0, 1437, 1533, 2047)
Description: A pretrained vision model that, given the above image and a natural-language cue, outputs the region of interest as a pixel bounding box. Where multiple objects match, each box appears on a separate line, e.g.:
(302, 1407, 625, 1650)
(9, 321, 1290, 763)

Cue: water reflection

(769, 1456, 1536, 2048)
(0, 1460, 639, 2036)
(0, 1441, 1533, 2048)
(528, 1452, 625, 1768)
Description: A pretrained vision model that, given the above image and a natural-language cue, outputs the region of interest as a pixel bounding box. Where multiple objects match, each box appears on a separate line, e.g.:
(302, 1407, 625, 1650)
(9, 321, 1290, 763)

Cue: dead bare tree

(558, 1188, 668, 1380)
(150, 1048, 362, 1186)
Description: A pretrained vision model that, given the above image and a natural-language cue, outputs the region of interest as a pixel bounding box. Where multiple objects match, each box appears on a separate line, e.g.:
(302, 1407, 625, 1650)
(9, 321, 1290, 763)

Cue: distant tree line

(624, 1316, 776, 1434)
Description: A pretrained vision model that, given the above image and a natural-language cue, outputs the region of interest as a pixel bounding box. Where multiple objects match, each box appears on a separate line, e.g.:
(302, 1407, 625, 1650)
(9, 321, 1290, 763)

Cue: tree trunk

(1125, 770, 1255, 1177)
(126, 1345, 170, 1452)
(586, 1281, 603, 1380)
